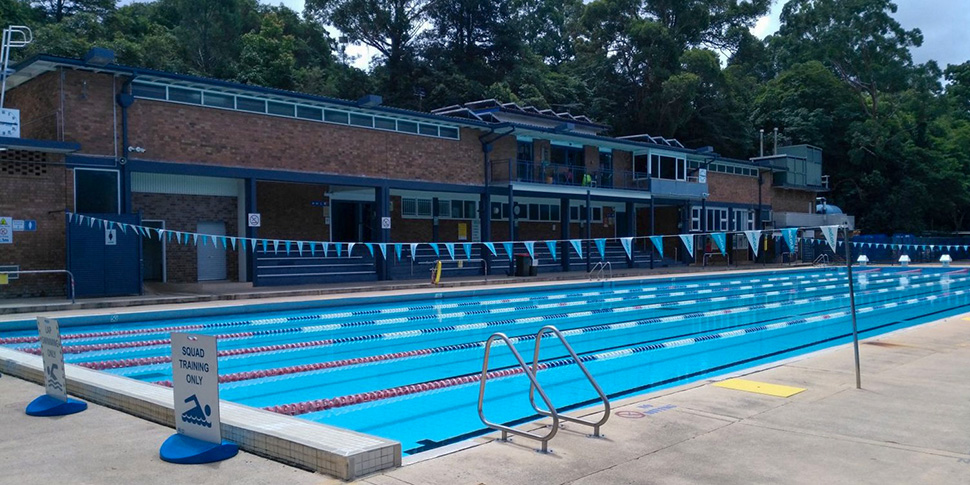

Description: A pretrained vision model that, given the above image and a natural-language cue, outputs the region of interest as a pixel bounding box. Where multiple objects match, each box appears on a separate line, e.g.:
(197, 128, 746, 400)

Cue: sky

(268, 0, 970, 70)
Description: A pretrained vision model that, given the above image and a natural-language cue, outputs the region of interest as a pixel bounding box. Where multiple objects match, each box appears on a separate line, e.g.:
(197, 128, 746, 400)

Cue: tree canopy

(0, 0, 967, 234)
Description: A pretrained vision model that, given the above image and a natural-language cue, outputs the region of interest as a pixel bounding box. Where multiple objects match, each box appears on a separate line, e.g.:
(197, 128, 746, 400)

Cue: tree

(31, 0, 114, 22)
(770, 0, 923, 120)
(235, 12, 297, 89)
(305, 0, 426, 101)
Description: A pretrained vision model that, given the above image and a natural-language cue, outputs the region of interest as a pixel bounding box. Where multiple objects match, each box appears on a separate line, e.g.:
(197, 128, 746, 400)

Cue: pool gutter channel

(0, 346, 401, 480)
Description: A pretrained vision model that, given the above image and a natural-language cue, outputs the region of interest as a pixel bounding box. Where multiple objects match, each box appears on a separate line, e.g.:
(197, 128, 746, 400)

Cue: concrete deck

(2, 309, 968, 484)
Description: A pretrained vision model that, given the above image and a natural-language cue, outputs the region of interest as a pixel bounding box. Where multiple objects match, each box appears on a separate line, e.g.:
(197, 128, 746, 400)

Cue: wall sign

(247, 213, 261, 228)
(171, 332, 222, 445)
(37, 317, 68, 403)
(0, 217, 12, 244)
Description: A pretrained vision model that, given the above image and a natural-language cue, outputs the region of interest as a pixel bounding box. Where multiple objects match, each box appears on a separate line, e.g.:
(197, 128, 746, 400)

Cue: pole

(844, 225, 861, 389)
(585, 189, 592, 273)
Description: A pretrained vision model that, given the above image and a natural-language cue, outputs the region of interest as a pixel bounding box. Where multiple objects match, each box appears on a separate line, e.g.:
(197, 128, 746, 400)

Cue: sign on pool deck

(171, 332, 222, 444)
(37, 317, 68, 402)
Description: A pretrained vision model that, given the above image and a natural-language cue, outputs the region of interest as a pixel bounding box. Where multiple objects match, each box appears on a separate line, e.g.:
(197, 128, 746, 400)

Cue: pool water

(2, 267, 968, 454)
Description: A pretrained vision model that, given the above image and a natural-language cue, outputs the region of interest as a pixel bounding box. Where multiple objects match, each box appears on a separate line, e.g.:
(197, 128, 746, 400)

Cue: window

(691, 207, 701, 231)
(268, 102, 295, 117)
(131, 82, 166, 100)
(464, 201, 476, 219)
(169, 87, 202, 105)
(517, 141, 533, 162)
(236, 97, 266, 113)
(551, 145, 583, 166)
(398, 121, 418, 133)
(374, 117, 396, 130)
(350, 113, 373, 127)
(324, 109, 349, 124)
(203, 92, 234, 109)
(419, 124, 438, 136)
(441, 200, 453, 218)
(297, 106, 322, 121)
(74, 169, 119, 214)
(416, 199, 432, 217)
(651, 154, 686, 181)
(550, 205, 560, 221)
(402, 198, 417, 216)
(440, 127, 459, 139)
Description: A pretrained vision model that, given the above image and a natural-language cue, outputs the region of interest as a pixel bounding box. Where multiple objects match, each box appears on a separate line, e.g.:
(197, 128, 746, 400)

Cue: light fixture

(127, 146, 146, 153)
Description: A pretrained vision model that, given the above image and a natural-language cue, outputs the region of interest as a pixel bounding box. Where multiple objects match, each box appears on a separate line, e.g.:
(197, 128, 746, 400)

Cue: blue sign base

(25, 394, 87, 416)
(159, 434, 238, 464)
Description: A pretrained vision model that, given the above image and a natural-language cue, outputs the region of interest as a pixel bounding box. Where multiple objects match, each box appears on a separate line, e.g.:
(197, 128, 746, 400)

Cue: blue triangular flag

(569, 239, 583, 258)
(594, 239, 606, 259)
(462, 243, 472, 260)
(545, 240, 557, 261)
(348, 242, 356, 256)
(484, 242, 497, 257)
(297, 241, 304, 255)
(409, 243, 418, 260)
(335, 242, 343, 257)
(193, 233, 199, 246)
(429, 243, 439, 257)
(524, 241, 535, 260)
(364, 243, 374, 257)
(395, 243, 402, 260)
(308, 241, 315, 256)
(445, 243, 456, 260)
(378, 243, 387, 259)
(711, 232, 727, 255)
(502, 242, 514, 260)
(679, 234, 695, 258)
(650, 235, 664, 258)
(620, 237, 633, 259)
(322, 242, 329, 257)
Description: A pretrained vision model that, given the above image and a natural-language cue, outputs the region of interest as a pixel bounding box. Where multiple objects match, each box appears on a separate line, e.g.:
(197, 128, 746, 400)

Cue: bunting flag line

(711, 232, 727, 256)
(545, 240, 557, 261)
(649, 235, 664, 259)
(820, 225, 840, 253)
(502, 242, 514, 260)
(462, 243, 472, 260)
(335, 242, 342, 257)
(394, 243, 402, 261)
(364, 243, 374, 257)
(620, 237, 633, 260)
(429, 243, 439, 257)
(594, 239, 606, 259)
(409, 243, 418, 261)
(679, 234, 695, 259)
(569, 239, 583, 258)
(348, 242, 356, 257)
(484, 242, 497, 257)
(524, 241, 535, 260)
(378, 243, 387, 259)
(445, 243, 456, 260)
(743, 230, 761, 257)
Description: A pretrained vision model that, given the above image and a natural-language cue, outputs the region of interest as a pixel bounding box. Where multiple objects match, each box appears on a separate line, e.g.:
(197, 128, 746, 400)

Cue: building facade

(0, 53, 830, 298)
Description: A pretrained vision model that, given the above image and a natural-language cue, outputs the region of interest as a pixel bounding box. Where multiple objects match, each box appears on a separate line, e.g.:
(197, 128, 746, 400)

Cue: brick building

(0, 53, 832, 298)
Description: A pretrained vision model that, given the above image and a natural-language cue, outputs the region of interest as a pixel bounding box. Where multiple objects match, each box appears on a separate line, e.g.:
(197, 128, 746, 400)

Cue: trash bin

(529, 258, 539, 276)
(514, 253, 531, 276)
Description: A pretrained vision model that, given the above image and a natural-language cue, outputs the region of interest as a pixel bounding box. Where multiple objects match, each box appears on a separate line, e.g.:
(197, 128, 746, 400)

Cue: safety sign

(171, 332, 222, 444)
(37, 317, 68, 403)
(0, 216, 11, 244)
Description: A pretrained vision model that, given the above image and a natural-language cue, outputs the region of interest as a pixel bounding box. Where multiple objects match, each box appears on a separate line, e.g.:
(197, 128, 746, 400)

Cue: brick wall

(60, 70, 120, 157)
(132, 193, 239, 283)
(707, 172, 768, 205)
(0, 152, 69, 298)
(256, 181, 329, 240)
(771, 189, 816, 213)
(5, 70, 61, 141)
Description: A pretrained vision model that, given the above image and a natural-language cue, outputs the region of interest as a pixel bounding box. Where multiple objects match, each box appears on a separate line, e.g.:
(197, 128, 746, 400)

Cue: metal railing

(427, 258, 489, 283)
(489, 159, 648, 191)
(813, 254, 830, 266)
(477, 332, 560, 453)
(0, 269, 76, 304)
(589, 261, 612, 281)
(529, 326, 610, 437)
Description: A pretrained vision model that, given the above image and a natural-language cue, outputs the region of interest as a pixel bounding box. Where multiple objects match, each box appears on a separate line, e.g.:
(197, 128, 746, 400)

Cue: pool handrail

(589, 261, 612, 281)
(0, 269, 76, 304)
(477, 332, 560, 453)
(528, 325, 611, 437)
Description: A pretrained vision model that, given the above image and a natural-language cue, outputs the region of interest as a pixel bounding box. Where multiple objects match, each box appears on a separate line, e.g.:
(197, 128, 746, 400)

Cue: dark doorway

(142, 220, 165, 282)
(331, 201, 375, 242)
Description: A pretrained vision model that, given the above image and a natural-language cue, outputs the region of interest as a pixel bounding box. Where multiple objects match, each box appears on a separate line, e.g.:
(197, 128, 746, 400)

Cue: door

(142, 220, 165, 282)
(197, 221, 226, 281)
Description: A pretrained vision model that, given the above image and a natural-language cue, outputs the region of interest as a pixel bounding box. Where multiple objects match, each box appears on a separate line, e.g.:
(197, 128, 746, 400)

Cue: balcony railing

(490, 159, 648, 191)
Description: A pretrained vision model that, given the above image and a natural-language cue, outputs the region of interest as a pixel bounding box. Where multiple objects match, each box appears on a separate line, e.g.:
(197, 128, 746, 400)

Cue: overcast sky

(264, 0, 970, 70)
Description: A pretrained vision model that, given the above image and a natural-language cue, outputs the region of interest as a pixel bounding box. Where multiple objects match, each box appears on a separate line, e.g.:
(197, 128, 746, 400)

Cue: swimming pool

(2, 267, 968, 454)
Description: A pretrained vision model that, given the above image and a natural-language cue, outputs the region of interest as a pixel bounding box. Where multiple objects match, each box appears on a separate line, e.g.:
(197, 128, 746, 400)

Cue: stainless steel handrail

(528, 325, 611, 437)
(477, 332, 560, 453)
(428, 258, 489, 282)
(0, 269, 75, 304)
(813, 254, 830, 266)
(588, 261, 612, 281)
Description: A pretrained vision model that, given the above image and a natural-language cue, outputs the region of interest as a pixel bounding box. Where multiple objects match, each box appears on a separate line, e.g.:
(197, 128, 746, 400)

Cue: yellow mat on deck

(713, 378, 805, 398)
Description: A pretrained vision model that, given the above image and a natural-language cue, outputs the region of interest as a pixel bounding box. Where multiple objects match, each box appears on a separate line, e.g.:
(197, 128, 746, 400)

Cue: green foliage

(2, 0, 968, 234)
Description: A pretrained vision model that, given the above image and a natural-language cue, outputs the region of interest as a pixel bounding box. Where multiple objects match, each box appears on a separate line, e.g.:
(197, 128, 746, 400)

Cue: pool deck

(2, 305, 968, 483)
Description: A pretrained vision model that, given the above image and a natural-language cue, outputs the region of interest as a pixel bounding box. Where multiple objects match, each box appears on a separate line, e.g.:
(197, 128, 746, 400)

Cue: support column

(648, 198, 655, 269)
(432, 196, 440, 242)
(508, 186, 515, 275)
(480, 192, 491, 276)
(561, 197, 570, 272)
(376, 185, 390, 280)
(245, 178, 257, 283)
(682, 203, 692, 265)
(585, 189, 592, 273)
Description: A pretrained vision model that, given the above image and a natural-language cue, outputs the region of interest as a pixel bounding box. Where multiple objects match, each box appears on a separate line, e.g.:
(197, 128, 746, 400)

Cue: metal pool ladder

(589, 261, 612, 281)
(477, 325, 611, 452)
